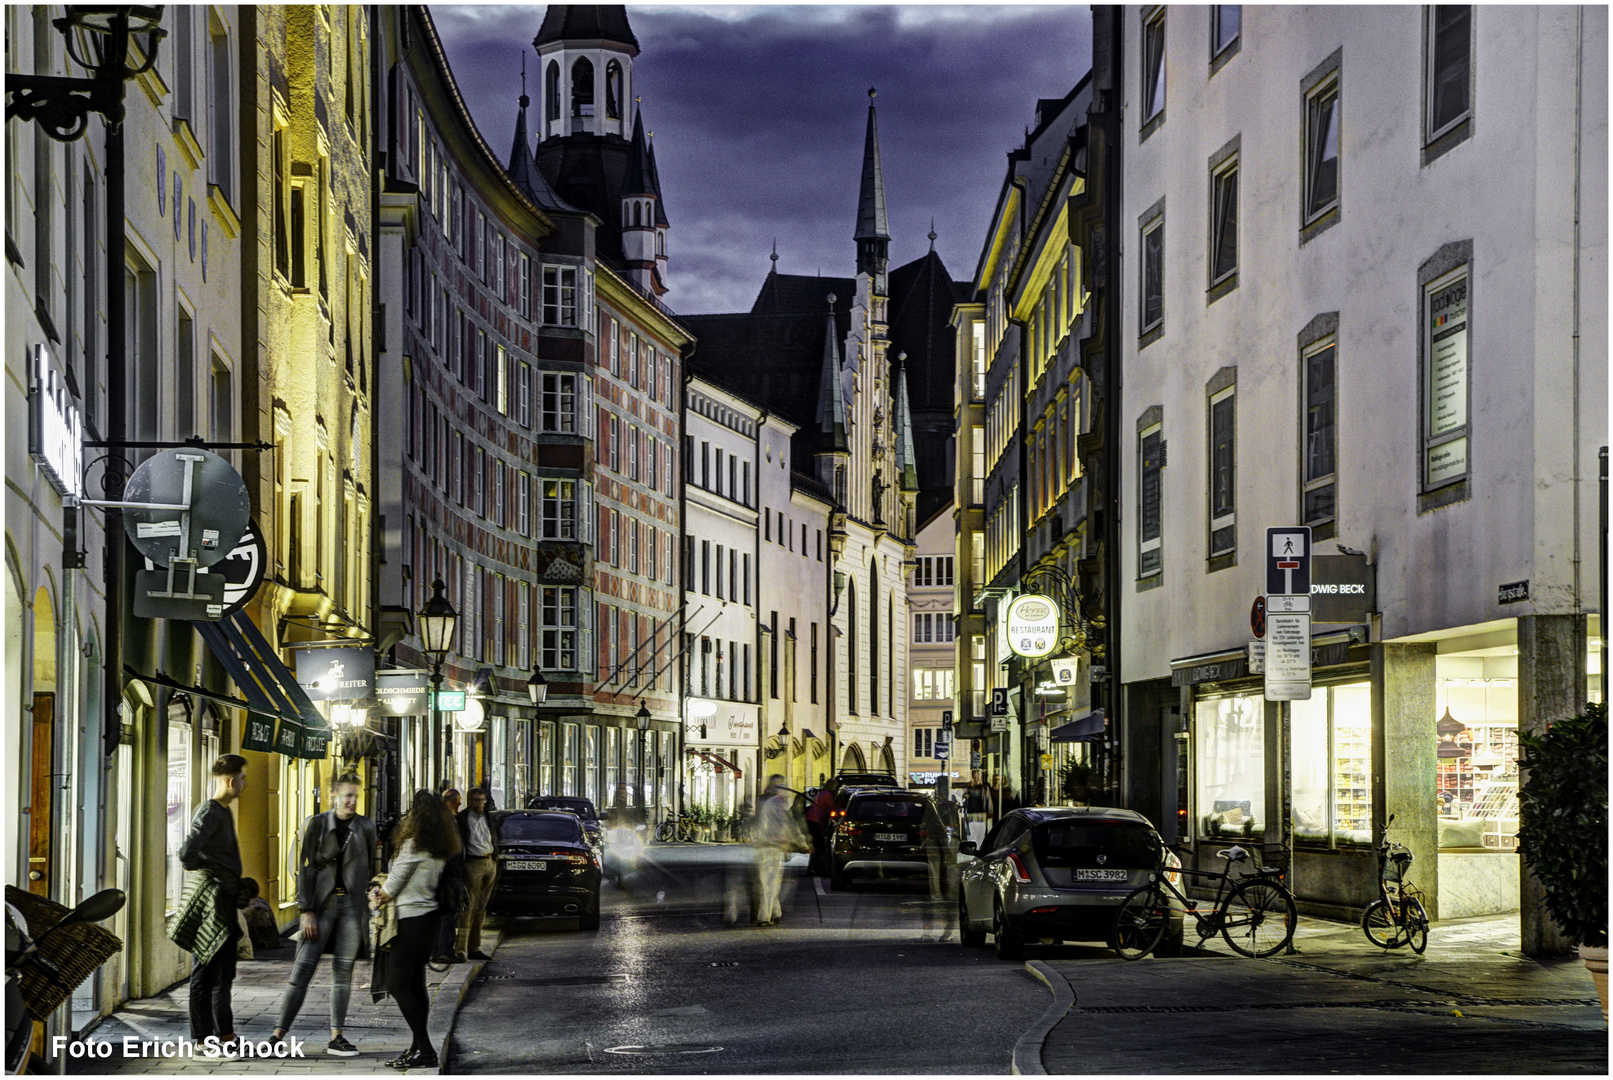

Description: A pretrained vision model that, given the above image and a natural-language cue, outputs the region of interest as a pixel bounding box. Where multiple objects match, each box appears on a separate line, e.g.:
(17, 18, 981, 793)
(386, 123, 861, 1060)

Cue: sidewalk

(63, 921, 506, 1075)
(1029, 912, 1608, 1074)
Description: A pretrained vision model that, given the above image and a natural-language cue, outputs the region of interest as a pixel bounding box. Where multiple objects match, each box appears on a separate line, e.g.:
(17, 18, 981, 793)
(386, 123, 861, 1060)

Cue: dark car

(833, 771, 901, 789)
(957, 807, 1184, 960)
(526, 795, 606, 852)
(828, 787, 951, 891)
(487, 810, 603, 930)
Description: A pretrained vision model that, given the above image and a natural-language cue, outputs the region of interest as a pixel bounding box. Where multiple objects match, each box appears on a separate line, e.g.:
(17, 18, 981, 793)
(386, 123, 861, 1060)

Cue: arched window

(571, 57, 594, 118)
(846, 577, 858, 714)
(633, 202, 642, 227)
(869, 563, 879, 714)
(605, 60, 623, 120)
(545, 61, 560, 122)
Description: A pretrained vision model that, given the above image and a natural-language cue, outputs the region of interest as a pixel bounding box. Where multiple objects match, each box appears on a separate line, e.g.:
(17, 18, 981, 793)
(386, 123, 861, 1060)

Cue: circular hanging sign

(1006, 594, 1059, 658)
(142, 516, 266, 619)
(123, 447, 250, 568)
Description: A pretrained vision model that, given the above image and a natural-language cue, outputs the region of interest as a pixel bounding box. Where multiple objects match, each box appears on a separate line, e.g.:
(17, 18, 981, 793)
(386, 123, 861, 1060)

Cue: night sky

(432, 4, 1092, 315)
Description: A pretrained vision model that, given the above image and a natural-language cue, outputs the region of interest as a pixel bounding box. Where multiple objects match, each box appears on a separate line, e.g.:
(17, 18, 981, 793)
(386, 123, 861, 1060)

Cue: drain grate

(605, 1045, 723, 1056)
(708, 961, 739, 967)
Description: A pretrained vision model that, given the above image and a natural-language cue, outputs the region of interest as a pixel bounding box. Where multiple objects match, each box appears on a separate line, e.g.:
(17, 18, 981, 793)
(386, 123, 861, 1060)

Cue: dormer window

(571, 58, 594, 118)
(606, 60, 623, 120)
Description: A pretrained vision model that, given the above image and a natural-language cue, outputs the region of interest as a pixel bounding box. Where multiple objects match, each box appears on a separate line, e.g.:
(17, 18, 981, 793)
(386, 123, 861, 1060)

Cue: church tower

(533, 5, 637, 141)
(855, 88, 891, 295)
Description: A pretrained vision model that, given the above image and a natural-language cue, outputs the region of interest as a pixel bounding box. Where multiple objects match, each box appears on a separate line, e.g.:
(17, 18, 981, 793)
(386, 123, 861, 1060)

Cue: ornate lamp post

(417, 579, 458, 787)
(636, 699, 651, 808)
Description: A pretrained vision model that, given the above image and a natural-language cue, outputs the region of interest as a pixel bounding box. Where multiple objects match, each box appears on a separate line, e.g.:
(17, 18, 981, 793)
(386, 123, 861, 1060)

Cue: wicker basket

(5, 886, 123, 1017)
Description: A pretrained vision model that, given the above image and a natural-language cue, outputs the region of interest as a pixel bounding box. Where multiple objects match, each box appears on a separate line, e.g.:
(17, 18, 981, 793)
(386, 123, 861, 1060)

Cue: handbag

(437, 855, 470, 915)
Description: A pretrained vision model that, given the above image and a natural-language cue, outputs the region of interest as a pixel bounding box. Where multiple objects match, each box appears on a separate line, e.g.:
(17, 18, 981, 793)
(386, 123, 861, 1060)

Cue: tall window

(207, 17, 233, 204)
(1305, 78, 1340, 222)
(1208, 384, 1235, 558)
(1139, 421, 1163, 578)
(540, 480, 577, 539)
(518, 472, 531, 536)
(1211, 5, 1240, 59)
(517, 362, 531, 427)
(1302, 341, 1337, 528)
(1210, 158, 1238, 284)
(1140, 212, 1164, 334)
(520, 253, 532, 319)
(1423, 267, 1469, 490)
(540, 586, 579, 670)
(1142, 9, 1166, 125)
(540, 372, 576, 433)
(543, 265, 578, 326)
(1425, 6, 1471, 142)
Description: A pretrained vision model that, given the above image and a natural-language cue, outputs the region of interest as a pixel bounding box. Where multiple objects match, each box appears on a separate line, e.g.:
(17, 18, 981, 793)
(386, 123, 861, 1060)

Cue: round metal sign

(1250, 595, 1267, 639)
(1006, 593, 1059, 658)
(123, 447, 251, 568)
(143, 516, 266, 619)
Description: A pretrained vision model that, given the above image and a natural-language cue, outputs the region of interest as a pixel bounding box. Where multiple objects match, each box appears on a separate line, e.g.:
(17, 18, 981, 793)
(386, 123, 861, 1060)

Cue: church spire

(855, 87, 890, 290)
(507, 57, 576, 213)
(815, 294, 849, 452)
(894, 352, 918, 493)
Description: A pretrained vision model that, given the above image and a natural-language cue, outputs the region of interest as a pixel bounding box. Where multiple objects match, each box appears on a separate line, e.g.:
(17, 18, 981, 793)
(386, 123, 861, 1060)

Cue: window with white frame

(913, 612, 955, 644)
(1302, 340, 1337, 528)
(1138, 420, 1163, 578)
(519, 471, 531, 537)
(543, 265, 577, 326)
(540, 372, 576, 433)
(608, 416, 620, 471)
(628, 427, 639, 481)
(1423, 266, 1469, 490)
(496, 344, 508, 415)
(912, 669, 955, 701)
(1208, 383, 1235, 558)
(913, 556, 954, 587)
(519, 253, 532, 319)
(1425, 6, 1471, 144)
(518, 581, 531, 669)
(1140, 210, 1164, 334)
(517, 362, 531, 427)
(540, 586, 579, 670)
(1304, 74, 1340, 223)
(541, 479, 578, 540)
(913, 727, 934, 758)
(1142, 8, 1166, 126)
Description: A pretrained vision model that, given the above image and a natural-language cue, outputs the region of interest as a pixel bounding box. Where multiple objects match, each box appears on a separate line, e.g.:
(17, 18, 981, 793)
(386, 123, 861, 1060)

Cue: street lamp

(418, 578, 458, 781)
(636, 700, 651, 809)
(7, 6, 166, 141)
(527, 667, 549, 706)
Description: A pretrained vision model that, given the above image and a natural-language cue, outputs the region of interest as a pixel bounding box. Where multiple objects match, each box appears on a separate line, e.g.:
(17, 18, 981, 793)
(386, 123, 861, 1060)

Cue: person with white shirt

(453, 788, 501, 960)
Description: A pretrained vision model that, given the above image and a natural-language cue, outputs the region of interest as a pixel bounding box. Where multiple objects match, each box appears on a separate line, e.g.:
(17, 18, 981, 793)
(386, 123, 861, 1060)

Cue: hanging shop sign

(28, 344, 82, 498)
(296, 647, 374, 702)
(144, 517, 267, 619)
(1050, 658, 1081, 685)
(1005, 594, 1059, 658)
(375, 670, 430, 715)
(1309, 554, 1375, 623)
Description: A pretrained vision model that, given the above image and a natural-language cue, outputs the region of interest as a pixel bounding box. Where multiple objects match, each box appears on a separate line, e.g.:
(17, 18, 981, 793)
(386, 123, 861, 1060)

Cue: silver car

(958, 806, 1184, 960)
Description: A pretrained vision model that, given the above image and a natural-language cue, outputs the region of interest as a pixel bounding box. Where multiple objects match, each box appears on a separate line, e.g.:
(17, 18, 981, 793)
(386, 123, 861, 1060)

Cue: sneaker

(450, 950, 467, 963)
(327, 1035, 360, 1057)
(467, 949, 491, 961)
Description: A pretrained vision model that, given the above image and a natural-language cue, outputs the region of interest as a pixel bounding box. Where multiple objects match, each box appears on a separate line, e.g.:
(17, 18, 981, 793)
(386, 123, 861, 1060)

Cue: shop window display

(1194, 694, 1265, 838)
(1434, 673, 1519, 850)
(1289, 682, 1372, 846)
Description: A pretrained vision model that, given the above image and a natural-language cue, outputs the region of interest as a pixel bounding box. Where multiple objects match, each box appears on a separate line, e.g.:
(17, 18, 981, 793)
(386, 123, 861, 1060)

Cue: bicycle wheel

(1403, 894, 1429, 954)
(1222, 878, 1296, 958)
(1110, 885, 1170, 960)
(1361, 898, 1405, 949)
(654, 821, 673, 842)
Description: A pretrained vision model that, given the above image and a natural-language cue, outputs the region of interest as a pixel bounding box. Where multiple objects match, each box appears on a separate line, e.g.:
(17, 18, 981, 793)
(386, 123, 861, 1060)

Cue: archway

(28, 585, 57, 896)
(840, 742, 865, 772)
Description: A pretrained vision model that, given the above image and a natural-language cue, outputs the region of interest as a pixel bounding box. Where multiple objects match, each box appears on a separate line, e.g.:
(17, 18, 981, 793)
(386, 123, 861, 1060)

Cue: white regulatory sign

(1264, 612, 1312, 701)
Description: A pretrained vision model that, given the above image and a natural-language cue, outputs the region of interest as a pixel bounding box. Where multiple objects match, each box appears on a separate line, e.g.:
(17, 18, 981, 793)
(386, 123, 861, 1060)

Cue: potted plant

(1517, 701, 1607, 1019)
(1061, 761, 1095, 806)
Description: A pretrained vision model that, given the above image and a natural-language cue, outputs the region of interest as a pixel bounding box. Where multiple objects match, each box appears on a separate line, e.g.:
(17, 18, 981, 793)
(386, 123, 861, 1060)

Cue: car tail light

(1007, 852, 1032, 883)
(1028, 906, 1059, 915)
(840, 823, 866, 836)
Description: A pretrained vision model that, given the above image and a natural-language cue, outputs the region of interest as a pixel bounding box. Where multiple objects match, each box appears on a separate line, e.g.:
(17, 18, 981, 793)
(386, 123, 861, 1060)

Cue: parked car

(957, 806, 1184, 960)
(526, 795, 606, 853)
(828, 787, 955, 891)
(832, 770, 901, 789)
(487, 810, 603, 930)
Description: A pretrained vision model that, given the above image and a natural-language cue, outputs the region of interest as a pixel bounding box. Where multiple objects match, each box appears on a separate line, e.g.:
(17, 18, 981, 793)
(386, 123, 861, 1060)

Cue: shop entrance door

(28, 693, 55, 896)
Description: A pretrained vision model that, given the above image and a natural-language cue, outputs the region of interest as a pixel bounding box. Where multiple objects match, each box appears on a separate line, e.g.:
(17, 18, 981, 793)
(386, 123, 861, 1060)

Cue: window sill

(172, 118, 205, 171)
(1140, 110, 1165, 145)
(1206, 273, 1238, 307)
(1422, 116, 1472, 168)
(1300, 205, 1340, 246)
(1136, 573, 1163, 593)
(1307, 519, 1337, 544)
(1418, 478, 1469, 515)
(1206, 551, 1236, 574)
(1138, 322, 1164, 351)
(208, 185, 242, 239)
(1209, 38, 1241, 78)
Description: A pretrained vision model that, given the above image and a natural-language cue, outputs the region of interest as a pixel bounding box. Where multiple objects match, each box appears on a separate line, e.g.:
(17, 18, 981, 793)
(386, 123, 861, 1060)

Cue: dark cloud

(433, 5, 1091, 314)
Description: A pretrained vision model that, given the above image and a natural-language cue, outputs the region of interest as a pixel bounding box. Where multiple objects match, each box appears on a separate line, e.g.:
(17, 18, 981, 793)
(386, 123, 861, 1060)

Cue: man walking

(455, 788, 500, 960)
(271, 774, 377, 1057)
(176, 755, 248, 1052)
(431, 789, 465, 964)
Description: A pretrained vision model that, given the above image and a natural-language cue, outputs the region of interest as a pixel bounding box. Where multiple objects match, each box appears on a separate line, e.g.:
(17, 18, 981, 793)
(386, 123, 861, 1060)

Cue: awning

(685, 747, 743, 777)
(1050, 710, 1105, 743)
(194, 613, 330, 759)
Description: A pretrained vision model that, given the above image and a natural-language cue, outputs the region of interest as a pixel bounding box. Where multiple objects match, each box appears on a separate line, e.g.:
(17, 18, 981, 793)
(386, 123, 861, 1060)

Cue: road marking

(814, 875, 827, 897)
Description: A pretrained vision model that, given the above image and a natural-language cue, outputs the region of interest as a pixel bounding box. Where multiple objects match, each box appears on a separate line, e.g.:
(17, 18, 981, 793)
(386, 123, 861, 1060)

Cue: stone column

(1373, 642, 1438, 918)
(1518, 614, 1587, 957)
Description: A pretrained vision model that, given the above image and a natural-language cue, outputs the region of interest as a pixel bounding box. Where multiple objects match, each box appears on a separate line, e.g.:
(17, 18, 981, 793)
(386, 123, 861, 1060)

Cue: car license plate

(1075, 869, 1127, 881)
(506, 859, 547, 870)
(874, 833, 906, 842)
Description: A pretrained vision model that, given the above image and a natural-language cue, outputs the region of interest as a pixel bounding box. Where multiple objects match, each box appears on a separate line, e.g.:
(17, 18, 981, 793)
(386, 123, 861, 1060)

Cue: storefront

(686, 698, 758, 816)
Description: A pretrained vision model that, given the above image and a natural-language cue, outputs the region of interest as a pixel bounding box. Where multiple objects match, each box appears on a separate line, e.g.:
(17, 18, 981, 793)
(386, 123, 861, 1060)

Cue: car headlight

(1163, 849, 1182, 889)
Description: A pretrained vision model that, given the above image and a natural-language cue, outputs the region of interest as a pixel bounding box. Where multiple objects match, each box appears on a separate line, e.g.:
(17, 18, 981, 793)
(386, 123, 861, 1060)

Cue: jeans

(386, 913, 437, 1053)
(188, 926, 241, 1039)
(275, 893, 365, 1033)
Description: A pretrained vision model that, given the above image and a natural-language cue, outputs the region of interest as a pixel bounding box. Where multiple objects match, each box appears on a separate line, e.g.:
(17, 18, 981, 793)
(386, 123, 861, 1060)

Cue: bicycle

(1111, 844, 1297, 959)
(1361, 814, 1429, 953)
(655, 810, 697, 843)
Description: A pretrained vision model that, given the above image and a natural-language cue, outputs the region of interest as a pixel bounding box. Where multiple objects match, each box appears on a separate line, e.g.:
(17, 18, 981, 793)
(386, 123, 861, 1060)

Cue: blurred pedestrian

(271, 774, 377, 1057)
(431, 789, 465, 963)
(372, 789, 460, 1070)
(454, 788, 500, 961)
(805, 782, 837, 876)
(919, 797, 957, 942)
(173, 754, 249, 1053)
(753, 775, 805, 926)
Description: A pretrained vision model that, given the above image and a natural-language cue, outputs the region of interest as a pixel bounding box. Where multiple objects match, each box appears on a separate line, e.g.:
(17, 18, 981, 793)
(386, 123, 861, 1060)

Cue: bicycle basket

(1383, 849, 1413, 882)
(5, 886, 123, 1017)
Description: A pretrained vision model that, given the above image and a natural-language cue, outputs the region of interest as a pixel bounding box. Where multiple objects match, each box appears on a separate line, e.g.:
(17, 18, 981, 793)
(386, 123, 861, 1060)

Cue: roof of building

(887, 249, 969, 415)
(507, 95, 580, 214)
(533, 5, 639, 52)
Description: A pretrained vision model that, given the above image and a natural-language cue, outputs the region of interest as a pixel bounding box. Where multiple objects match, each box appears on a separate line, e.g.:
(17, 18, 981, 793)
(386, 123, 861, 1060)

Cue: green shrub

(1517, 701, 1607, 948)
(1062, 761, 1094, 803)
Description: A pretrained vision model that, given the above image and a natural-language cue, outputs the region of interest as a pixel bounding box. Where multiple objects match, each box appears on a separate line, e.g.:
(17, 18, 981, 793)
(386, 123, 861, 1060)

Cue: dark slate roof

(534, 5, 638, 52)
(750, 271, 857, 316)
(856, 98, 890, 242)
(535, 135, 633, 258)
(508, 97, 579, 213)
(887, 249, 968, 415)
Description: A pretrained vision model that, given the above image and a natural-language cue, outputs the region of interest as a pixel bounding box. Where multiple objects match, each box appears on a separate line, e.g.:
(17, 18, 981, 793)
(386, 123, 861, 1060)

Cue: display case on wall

(1434, 674, 1520, 849)
(1331, 718, 1371, 837)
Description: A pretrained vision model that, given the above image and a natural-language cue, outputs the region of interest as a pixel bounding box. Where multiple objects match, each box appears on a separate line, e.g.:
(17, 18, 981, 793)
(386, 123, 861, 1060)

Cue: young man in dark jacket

(271, 775, 378, 1057)
(177, 755, 248, 1051)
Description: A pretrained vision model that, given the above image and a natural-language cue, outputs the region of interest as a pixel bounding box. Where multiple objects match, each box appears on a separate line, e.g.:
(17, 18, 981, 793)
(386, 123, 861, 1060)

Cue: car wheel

(959, 893, 985, 946)
(992, 897, 1023, 961)
(578, 898, 601, 931)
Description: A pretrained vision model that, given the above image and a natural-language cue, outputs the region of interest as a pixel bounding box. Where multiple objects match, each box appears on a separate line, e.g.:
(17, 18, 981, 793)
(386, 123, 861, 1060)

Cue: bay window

(543, 265, 578, 326)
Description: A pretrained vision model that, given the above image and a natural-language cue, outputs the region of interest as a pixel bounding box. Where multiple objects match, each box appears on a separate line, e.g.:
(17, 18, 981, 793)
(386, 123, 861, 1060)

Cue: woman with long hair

(373, 789, 461, 1068)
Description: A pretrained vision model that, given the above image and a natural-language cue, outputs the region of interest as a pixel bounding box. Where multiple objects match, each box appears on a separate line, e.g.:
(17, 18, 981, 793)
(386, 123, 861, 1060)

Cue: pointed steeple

(646, 131, 669, 226)
(815, 294, 849, 452)
(894, 352, 918, 492)
(855, 87, 891, 289)
(507, 74, 578, 213)
(623, 110, 655, 196)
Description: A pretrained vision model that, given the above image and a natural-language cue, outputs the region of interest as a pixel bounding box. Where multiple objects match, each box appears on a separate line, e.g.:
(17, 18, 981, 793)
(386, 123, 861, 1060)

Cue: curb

(428, 920, 506, 1074)
(1012, 960, 1073, 1076)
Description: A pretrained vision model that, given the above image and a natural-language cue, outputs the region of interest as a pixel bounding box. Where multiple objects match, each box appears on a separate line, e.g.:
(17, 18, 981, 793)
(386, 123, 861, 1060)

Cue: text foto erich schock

(50, 1035, 308, 1060)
